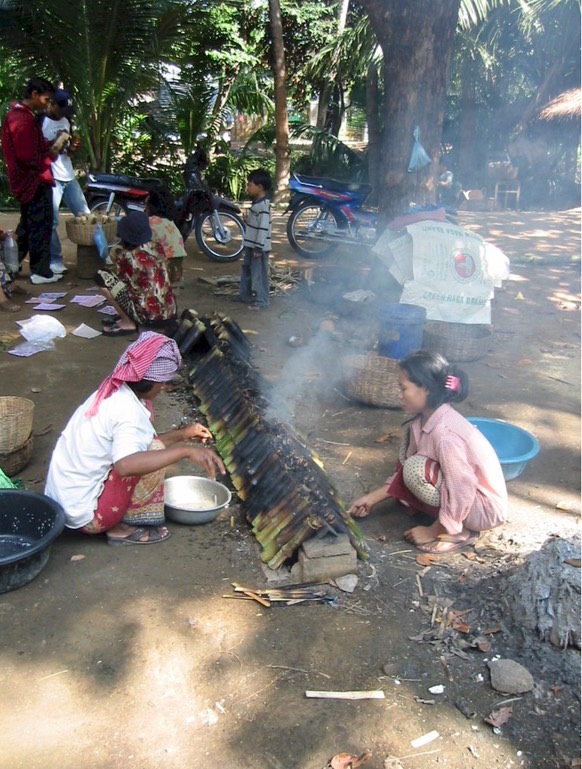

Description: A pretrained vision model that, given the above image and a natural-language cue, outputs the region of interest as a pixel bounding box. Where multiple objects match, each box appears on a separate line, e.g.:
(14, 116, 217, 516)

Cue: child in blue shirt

(237, 169, 272, 310)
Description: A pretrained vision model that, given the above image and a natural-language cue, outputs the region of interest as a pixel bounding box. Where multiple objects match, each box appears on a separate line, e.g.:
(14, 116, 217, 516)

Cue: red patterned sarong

(80, 439, 166, 534)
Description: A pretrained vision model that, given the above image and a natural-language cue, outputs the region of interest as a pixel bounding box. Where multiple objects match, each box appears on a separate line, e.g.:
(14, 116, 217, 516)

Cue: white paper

(410, 730, 440, 748)
(70, 295, 105, 307)
(71, 323, 102, 338)
(8, 341, 49, 357)
(38, 292, 68, 301)
(35, 303, 66, 311)
(98, 305, 119, 316)
(25, 297, 43, 304)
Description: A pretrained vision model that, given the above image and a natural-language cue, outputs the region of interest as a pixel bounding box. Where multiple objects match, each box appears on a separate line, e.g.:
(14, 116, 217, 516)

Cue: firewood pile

(172, 310, 366, 569)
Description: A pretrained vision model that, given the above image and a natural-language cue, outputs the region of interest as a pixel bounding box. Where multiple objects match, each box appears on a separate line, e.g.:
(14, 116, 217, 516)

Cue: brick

(296, 549, 357, 582)
(302, 533, 354, 559)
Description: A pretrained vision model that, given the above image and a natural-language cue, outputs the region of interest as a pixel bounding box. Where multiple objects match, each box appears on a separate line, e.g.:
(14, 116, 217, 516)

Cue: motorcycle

(285, 173, 377, 258)
(85, 147, 246, 263)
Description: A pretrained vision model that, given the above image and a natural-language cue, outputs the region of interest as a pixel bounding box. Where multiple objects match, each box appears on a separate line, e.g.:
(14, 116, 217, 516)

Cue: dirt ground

(0, 207, 580, 769)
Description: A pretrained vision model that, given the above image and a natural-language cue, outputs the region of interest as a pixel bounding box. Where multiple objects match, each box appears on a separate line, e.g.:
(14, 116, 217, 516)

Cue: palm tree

(0, 0, 185, 171)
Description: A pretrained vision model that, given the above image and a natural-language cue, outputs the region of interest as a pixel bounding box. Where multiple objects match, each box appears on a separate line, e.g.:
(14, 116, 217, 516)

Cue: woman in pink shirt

(349, 350, 507, 554)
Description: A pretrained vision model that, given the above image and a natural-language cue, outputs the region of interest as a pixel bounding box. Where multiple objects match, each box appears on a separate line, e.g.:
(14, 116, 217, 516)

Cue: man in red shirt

(1, 77, 63, 284)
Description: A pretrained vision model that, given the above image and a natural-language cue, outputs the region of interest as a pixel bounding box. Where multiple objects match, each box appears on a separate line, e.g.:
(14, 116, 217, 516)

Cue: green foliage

(205, 150, 276, 201)
(289, 123, 367, 181)
(0, 0, 186, 170)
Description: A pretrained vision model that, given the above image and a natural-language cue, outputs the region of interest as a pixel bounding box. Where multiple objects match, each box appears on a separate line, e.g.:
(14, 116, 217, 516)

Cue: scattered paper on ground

(38, 292, 67, 301)
(35, 303, 66, 311)
(72, 324, 102, 339)
(70, 295, 106, 307)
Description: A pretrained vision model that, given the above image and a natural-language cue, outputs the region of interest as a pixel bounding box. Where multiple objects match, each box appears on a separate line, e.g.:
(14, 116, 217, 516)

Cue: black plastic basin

(0, 490, 65, 593)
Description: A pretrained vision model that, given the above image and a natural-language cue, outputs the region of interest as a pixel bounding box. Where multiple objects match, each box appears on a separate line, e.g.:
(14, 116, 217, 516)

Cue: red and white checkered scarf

(85, 331, 181, 418)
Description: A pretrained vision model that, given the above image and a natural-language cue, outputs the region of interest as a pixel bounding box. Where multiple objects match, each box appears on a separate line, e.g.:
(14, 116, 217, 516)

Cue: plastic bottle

(3, 230, 19, 273)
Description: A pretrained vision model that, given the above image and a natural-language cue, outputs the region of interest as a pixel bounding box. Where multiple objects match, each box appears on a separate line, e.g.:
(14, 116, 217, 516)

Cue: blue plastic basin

(468, 417, 540, 481)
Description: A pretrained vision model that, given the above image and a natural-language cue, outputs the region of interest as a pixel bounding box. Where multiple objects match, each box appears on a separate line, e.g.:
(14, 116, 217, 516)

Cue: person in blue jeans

(236, 169, 272, 310)
(41, 89, 90, 274)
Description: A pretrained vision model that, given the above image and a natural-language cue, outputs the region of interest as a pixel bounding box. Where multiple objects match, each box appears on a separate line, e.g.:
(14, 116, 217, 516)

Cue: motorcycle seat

(293, 174, 372, 196)
(90, 173, 167, 192)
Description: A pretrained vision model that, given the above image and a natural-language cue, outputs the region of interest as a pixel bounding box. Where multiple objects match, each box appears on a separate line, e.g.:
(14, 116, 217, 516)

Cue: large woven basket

(66, 218, 117, 246)
(423, 321, 492, 362)
(0, 397, 35, 453)
(343, 352, 401, 408)
(0, 433, 33, 477)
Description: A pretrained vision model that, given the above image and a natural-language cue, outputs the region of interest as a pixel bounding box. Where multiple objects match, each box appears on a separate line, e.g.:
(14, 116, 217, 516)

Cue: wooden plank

(305, 690, 385, 700)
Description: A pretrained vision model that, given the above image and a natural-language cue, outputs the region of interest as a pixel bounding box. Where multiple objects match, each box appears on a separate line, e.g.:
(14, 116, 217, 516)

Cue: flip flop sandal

(107, 527, 171, 546)
(0, 301, 20, 313)
(102, 324, 138, 337)
(415, 531, 479, 555)
(102, 314, 121, 326)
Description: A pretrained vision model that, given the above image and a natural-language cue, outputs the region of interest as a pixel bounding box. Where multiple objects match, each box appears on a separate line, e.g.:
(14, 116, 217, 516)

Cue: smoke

(265, 325, 345, 427)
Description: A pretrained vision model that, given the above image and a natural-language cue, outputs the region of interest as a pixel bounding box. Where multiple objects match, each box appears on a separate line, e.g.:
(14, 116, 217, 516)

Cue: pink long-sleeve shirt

(393, 404, 508, 535)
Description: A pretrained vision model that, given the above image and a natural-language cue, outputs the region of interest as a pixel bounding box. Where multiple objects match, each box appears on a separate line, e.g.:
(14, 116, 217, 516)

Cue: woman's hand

(348, 494, 375, 517)
(182, 423, 212, 443)
(187, 446, 225, 480)
(348, 485, 391, 517)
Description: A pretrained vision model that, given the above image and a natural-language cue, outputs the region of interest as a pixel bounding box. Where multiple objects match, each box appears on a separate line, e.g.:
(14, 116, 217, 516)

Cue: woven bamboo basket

(0, 433, 33, 477)
(423, 321, 492, 362)
(342, 352, 401, 408)
(65, 218, 117, 246)
(0, 397, 35, 453)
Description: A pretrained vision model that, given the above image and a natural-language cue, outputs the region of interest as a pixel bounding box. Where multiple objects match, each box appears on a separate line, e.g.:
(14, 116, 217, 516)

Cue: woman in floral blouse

(147, 189, 187, 287)
(95, 211, 177, 337)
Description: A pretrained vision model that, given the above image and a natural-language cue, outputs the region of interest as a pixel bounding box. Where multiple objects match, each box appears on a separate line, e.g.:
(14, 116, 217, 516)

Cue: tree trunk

(366, 63, 381, 204)
(357, 0, 461, 221)
(458, 55, 479, 188)
(268, 0, 290, 201)
(316, 0, 350, 130)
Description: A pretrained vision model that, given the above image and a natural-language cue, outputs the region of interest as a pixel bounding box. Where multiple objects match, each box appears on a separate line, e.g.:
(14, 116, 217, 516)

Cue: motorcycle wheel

(195, 209, 245, 262)
(286, 203, 340, 258)
(89, 199, 126, 246)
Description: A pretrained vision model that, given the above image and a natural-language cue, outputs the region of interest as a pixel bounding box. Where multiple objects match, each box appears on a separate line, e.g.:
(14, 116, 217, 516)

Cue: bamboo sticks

(175, 312, 367, 568)
(224, 582, 335, 607)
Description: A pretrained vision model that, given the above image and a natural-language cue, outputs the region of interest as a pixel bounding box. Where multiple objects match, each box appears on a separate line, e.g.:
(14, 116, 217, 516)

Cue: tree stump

(507, 534, 581, 648)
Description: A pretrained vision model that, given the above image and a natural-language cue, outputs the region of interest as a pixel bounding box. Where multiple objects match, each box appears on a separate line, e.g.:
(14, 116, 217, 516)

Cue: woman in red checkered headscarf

(45, 331, 224, 545)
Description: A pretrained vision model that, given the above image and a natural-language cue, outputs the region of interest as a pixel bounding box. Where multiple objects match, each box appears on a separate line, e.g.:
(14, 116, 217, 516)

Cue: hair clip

(445, 375, 461, 392)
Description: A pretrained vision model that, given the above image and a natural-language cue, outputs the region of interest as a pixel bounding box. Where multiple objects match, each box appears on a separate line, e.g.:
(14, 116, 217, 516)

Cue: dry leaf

(452, 618, 471, 633)
(330, 752, 372, 769)
(462, 550, 486, 563)
(376, 534, 386, 542)
(70, 554, 85, 562)
(485, 705, 513, 728)
(375, 432, 396, 443)
(564, 558, 581, 568)
(515, 292, 525, 300)
(474, 638, 492, 653)
(550, 685, 564, 695)
(416, 553, 438, 567)
(31, 387, 41, 393)
(483, 626, 502, 635)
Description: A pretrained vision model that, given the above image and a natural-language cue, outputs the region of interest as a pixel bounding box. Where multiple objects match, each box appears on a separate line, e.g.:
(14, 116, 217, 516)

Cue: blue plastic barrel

(378, 303, 427, 360)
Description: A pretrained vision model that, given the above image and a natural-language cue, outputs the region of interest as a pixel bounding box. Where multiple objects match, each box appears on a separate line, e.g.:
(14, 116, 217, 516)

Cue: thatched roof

(539, 88, 581, 121)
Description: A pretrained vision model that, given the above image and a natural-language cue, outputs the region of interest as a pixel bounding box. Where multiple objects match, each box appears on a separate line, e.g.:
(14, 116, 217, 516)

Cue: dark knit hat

(117, 211, 152, 247)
